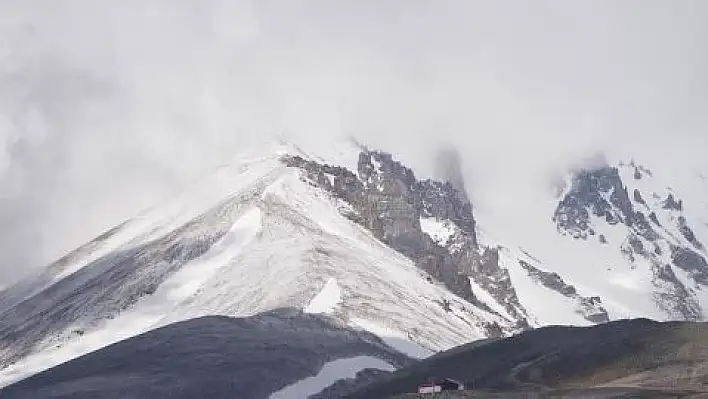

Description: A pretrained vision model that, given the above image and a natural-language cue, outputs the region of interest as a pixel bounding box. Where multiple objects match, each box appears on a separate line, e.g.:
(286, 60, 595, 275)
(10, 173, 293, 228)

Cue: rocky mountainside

(0, 139, 707, 397)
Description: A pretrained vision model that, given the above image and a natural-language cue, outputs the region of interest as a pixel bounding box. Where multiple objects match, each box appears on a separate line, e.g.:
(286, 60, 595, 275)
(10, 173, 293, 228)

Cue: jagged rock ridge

(553, 160, 708, 320)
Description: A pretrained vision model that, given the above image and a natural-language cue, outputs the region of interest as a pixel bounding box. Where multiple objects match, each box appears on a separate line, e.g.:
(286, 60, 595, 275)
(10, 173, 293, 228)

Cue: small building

(417, 378, 465, 394)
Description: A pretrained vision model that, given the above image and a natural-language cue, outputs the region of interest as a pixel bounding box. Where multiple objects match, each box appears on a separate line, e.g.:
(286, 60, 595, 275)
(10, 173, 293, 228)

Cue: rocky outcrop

(663, 193, 683, 211)
(677, 216, 703, 250)
(652, 263, 702, 321)
(518, 260, 609, 323)
(633, 189, 646, 205)
(627, 161, 653, 180)
(282, 150, 529, 328)
(553, 167, 636, 238)
(554, 166, 662, 242)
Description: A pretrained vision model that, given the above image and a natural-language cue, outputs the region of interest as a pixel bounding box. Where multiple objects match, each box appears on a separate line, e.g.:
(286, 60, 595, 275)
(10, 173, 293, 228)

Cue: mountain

(0, 139, 514, 391)
(347, 318, 708, 398)
(1, 138, 708, 397)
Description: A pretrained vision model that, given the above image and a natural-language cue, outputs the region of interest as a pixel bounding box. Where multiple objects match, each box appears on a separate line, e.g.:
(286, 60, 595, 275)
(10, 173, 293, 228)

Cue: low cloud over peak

(1, 1, 707, 282)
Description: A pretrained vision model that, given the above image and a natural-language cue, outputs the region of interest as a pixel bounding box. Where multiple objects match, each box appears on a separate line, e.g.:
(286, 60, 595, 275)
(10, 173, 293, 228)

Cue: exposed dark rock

(663, 193, 683, 211)
(671, 246, 708, 285)
(554, 167, 635, 238)
(518, 260, 608, 323)
(632, 212, 659, 241)
(633, 189, 645, 205)
(654, 244, 663, 256)
(677, 216, 703, 250)
(482, 321, 504, 338)
(627, 235, 645, 255)
(416, 179, 476, 239)
(649, 212, 661, 226)
(652, 263, 702, 321)
(598, 234, 608, 244)
(467, 248, 529, 326)
(519, 260, 576, 296)
(578, 296, 610, 324)
(554, 167, 659, 241)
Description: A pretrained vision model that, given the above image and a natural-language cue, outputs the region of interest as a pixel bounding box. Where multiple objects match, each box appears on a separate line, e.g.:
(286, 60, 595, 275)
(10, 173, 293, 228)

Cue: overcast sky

(1, 1, 707, 283)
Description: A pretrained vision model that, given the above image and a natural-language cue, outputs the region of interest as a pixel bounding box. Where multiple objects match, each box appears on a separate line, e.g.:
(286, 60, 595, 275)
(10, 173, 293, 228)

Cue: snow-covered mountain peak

(0, 141, 518, 387)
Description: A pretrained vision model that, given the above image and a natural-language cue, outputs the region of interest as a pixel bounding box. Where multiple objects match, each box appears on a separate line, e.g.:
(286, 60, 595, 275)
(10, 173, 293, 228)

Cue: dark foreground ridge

(346, 318, 708, 399)
(0, 309, 410, 399)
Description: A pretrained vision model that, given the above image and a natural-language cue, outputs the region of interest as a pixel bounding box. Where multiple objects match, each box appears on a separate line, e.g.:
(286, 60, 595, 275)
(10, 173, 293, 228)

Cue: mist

(1, 1, 707, 283)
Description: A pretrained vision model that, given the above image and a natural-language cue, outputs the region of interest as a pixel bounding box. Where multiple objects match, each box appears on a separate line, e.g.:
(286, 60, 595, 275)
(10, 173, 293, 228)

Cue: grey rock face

(677, 216, 703, 250)
(282, 150, 529, 329)
(518, 260, 609, 323)
(0, 310, 411, 399)
(671, 246, 708, 284)
(629, 161, 653, 180)
(553, 167, 636, 238)
(652, 264, 702, 321)
(663, 193, 683, 211)
(633, 189, 646, 205)
(554, 167, 660, 243)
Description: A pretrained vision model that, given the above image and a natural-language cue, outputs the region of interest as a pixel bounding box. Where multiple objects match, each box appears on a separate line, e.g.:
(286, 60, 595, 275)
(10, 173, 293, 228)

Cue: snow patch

(350, 318, 433, 359)
(304, 278, 342, 314)
(269, 356, 395, 399)
(420, 217, 455, 246)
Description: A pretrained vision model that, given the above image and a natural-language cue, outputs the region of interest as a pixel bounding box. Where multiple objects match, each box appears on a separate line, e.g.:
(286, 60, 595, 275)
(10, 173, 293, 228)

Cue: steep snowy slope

(0, 140, 512, 389)
(477, 156, 708, 324)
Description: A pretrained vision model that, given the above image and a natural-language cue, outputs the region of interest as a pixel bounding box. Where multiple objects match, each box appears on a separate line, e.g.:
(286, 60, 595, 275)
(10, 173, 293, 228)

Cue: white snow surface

(304, 278, 342, 314)
(269, 356, 395, 399)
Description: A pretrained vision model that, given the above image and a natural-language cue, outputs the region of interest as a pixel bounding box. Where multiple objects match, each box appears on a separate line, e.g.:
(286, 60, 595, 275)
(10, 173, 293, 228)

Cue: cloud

(0, 1, 707, 283)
